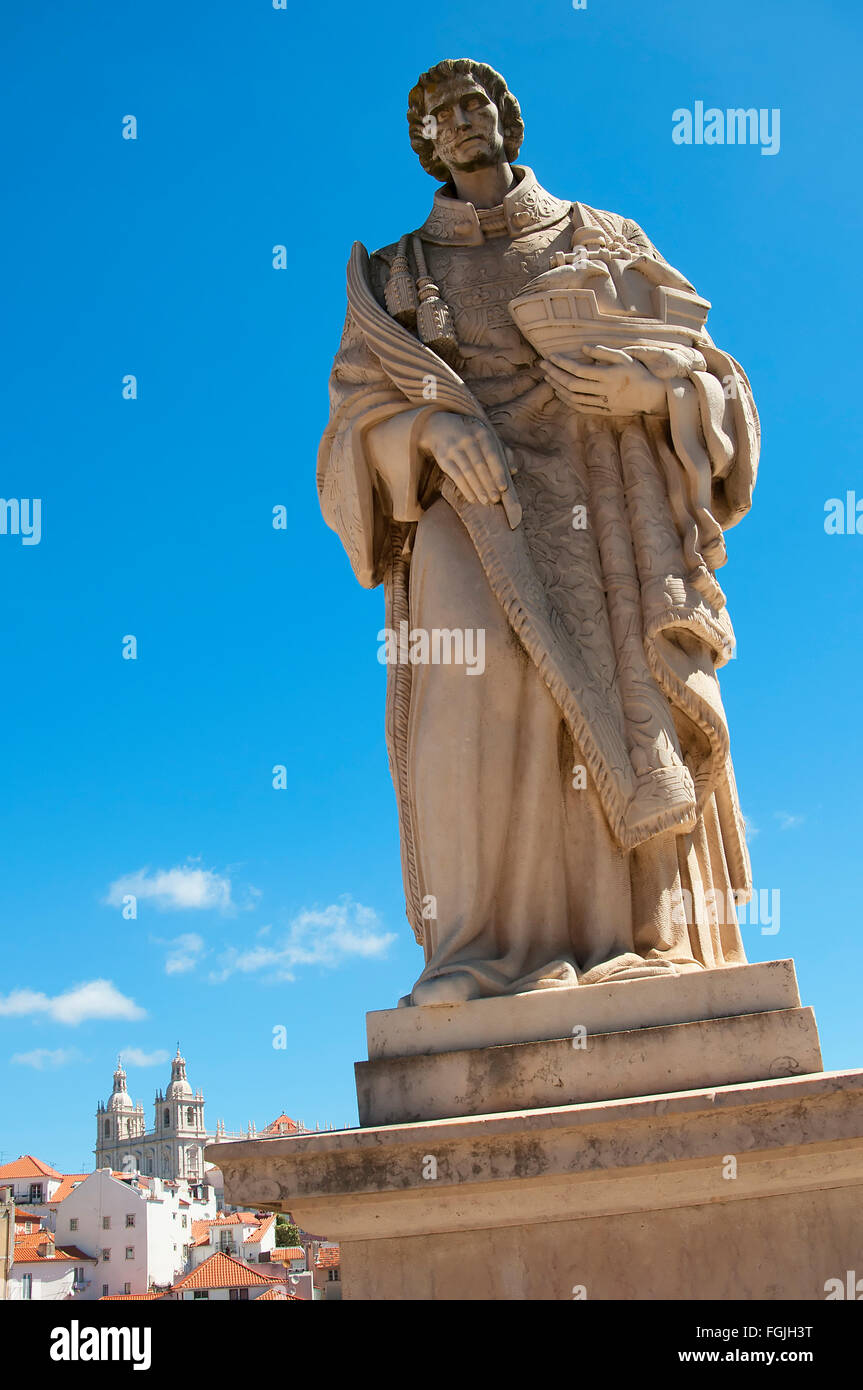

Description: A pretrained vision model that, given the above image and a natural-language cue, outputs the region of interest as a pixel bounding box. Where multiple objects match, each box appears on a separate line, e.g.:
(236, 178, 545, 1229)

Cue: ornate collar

(418, 166, 571, 246)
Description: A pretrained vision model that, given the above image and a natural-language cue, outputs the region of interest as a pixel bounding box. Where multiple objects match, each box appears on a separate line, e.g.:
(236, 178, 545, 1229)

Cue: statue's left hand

(541, 345, 669, 417)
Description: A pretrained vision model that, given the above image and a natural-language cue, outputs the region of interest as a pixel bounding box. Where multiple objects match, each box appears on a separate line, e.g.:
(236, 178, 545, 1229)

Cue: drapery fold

(317, 194, 759, 967)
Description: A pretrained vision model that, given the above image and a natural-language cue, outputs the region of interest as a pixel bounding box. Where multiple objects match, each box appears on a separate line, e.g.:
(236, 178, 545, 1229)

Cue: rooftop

(0, 1155, 62, 1180)
(172, 1250, 284, 1291)
(315, 1246, 340, 1269)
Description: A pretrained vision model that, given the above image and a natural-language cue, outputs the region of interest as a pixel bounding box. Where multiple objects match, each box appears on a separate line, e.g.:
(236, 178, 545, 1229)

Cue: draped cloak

(317, 167, 760, 1002)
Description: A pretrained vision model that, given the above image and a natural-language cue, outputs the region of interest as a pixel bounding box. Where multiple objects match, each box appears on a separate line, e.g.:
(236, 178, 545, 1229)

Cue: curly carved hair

(407, 58, 524, 183)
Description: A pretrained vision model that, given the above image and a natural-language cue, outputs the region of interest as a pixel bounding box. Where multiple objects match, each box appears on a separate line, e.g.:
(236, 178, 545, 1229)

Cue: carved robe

(318, 167, 760, 1003)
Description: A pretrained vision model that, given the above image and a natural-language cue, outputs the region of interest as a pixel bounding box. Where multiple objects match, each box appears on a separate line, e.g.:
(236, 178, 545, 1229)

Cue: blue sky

(1, 0, 861, 1171)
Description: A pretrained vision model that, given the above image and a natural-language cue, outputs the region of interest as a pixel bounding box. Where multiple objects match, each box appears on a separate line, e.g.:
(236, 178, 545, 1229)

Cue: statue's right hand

(417, 412, 511, 507)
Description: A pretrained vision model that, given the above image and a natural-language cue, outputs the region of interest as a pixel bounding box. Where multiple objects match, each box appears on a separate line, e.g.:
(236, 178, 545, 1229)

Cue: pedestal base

(206, 961, 863, 1300)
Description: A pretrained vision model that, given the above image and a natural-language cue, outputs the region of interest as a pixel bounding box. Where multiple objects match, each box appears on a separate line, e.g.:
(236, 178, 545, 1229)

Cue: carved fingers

(419, 412, 513, 507)
(541, 346, 668, 417)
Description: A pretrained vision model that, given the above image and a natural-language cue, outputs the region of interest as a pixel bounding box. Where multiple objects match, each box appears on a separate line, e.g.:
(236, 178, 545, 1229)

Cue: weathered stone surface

(356, 1005, 822, 1125)
(206, 1070, 863, 1299)
(366, 959, 801, 1060)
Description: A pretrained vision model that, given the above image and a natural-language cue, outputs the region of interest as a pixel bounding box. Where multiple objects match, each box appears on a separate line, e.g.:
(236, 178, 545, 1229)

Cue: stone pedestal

(207, 961, 863, 1300)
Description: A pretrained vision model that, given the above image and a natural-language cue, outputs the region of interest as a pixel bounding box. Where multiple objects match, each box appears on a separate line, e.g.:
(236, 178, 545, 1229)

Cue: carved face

(423, 77, 506, 178)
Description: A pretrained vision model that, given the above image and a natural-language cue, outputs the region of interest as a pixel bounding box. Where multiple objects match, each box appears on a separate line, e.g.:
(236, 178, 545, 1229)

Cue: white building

(54, 1168, 216, 1299)
(187, 1211, 276, 1269)
(0, 1155, 65, 1212)
(6, 1208, 97, 1302)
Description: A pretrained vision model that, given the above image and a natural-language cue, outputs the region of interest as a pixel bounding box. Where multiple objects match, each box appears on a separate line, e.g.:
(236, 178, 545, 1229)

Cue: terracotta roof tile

(13, 1234, 53, 1256)
(0, 1155, 63, 1180)
(172, 1250, 284, 1291)
(190, 1219, 212, 1246)
(100, 1291, 168, 1300)
(315, 1246, 340, 1269)
(259, 1113, 301, 1136)
(47, 1174, 90, 1204)
(256, 1286, 302, 1300)
(269, 1246, 305, 1262)
(14, 1232, 95, 1264)
(54, 1245, 98, 1263)
(243, 1215, 275, 1245)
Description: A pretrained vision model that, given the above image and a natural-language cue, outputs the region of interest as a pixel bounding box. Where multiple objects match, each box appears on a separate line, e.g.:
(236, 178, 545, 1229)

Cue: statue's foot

(405, 972, 479, 1007)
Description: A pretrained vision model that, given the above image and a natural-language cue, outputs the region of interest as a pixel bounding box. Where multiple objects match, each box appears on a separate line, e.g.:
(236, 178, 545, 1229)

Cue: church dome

(106, 1058, 134, 1111)
(166, 1045, 193, 1099)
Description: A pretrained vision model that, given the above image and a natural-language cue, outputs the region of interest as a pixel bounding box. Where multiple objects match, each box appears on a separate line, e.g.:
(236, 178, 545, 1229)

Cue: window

(22, 1273, 32, 1300)
(193, 1290, 209, 1300)
(74, 1267, 85, 1286)
(164, 1108, 170, 1126)
(23, 1222, 32, 1234)
(125, 1214, 135, 1228)
(102, 1216, 111, 1230)
(125, 1247, 135, 1260)
(186, 1106, 194, 1126)
(229, 1288, 249, 1301)
(124, 1282, 131, 1295)
(102, 1249, 110, 1262)
(104, 1120, 110, 1137)
(183, 1245, 190, 1260)
(28, 1183, 43, 1203)
(102, 1284, 109, 1297)
(181, 1215, 187, 1228)
(328, 1268, 340, 1282)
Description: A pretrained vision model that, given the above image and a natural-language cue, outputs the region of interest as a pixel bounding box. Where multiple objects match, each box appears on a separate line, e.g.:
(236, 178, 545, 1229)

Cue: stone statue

(318, 58, 760, 1006)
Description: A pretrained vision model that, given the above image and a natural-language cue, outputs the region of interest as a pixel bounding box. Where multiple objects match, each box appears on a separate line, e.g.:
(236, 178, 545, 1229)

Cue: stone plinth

(357, 961, 821, 1125)
(206, 960, 863, 1300)
(366, 958, 800, 1059)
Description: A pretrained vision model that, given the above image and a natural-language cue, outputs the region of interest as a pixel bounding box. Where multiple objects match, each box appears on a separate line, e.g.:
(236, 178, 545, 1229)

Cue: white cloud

(156, 932, 206, 975)
(210, 897, 395, 983)
(118, 1047, 170, 1067)
(10, 1047, 83, 1070)
(0, 979, 146, 1026)
(775, 812, 804, 831)
(106, 865, 234, 913)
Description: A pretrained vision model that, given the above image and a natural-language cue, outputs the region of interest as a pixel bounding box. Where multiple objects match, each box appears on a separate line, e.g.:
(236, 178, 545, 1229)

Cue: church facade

(95, 1049, 212, 1182)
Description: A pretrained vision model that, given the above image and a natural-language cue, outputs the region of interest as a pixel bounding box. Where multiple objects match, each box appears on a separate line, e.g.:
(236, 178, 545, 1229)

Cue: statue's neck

(448, 161, 517, 210)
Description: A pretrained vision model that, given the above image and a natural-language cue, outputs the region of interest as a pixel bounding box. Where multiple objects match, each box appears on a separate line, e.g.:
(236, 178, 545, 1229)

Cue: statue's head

(407, 58, 524, 184)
